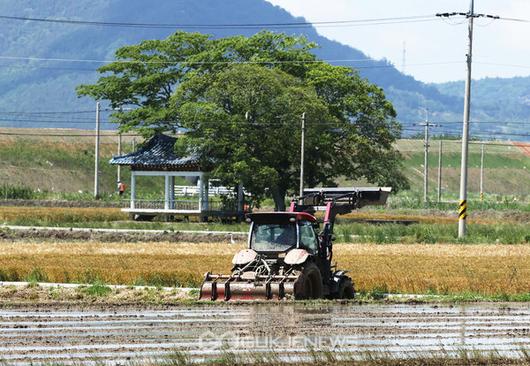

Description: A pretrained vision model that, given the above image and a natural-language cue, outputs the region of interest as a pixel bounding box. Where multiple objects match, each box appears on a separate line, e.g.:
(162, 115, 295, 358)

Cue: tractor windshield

(251, 223, 296, 252)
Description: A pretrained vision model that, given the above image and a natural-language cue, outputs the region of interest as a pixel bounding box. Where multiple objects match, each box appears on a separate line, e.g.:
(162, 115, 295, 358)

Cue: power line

(0, 120, 115, 125)
(0, 14, 437, 29)
(403, 127, 529, 138)
(498, 16, 530, 23)
(1, 117, 529, 129)
(0, 131, 139, 137)
(400, 138, 529, 148)
(0, 110, 100, 115)
(1, 55, 528, 72)
(0, 54, 459, 66)
(1, 130, 526, 145)
(0, 64, 99, 72)
(475, 61, 530, 70)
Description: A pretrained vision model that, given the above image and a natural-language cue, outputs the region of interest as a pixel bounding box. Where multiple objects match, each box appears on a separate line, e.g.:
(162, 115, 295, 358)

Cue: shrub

(0, 184, 35, 200)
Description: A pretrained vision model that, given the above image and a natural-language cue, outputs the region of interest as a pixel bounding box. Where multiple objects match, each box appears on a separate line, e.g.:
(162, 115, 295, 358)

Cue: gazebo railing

(130, 199, 238, 212)
(132, 199, 200, 211)
(206, 200, 238, 212)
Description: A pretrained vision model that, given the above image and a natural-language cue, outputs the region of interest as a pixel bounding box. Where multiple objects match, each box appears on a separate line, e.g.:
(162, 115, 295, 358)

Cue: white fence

(174, 185, 238, 197)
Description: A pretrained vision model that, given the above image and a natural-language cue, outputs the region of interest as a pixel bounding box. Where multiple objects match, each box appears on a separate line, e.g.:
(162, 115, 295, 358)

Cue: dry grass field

(0, 129, 136, 193)
(0, 240, 528, 296)
(0, 206, 127, 224)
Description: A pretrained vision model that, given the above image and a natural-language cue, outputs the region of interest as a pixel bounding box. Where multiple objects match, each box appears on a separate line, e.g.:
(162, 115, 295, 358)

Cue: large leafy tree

(78, 31, 408, 209)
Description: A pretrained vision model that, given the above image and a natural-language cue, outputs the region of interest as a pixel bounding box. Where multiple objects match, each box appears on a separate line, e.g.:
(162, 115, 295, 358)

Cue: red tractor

(200, 187, 391, 301)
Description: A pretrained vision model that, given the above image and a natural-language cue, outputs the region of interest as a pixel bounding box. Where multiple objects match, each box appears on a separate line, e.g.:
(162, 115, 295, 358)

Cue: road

(1, 303, 529, 364)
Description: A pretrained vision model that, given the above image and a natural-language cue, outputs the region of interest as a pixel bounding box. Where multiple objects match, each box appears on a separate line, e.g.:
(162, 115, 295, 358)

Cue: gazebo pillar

(169, 176, 175, 209)
(130, 172, 136, 209)
(164, 175, 170, 210)
(198, 173, 209, 213)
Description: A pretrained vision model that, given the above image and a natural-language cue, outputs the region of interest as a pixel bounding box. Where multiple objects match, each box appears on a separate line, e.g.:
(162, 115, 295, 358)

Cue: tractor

(199, 187, 391, 301)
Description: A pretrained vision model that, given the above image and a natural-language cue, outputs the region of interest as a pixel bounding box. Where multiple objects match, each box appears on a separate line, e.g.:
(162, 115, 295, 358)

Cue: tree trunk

(272, 188, 286, 211)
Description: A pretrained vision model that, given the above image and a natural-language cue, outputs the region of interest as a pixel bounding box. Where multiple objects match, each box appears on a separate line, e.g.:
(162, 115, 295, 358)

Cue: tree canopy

(77, 31, 409, 209)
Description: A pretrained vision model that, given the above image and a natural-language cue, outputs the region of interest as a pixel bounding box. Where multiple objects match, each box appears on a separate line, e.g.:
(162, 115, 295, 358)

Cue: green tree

(173, 64, 335, 209)
(78, 31, 408, 210)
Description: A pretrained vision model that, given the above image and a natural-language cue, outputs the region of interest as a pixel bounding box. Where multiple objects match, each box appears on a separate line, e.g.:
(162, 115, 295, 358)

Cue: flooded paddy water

(0, 302, 528, 364)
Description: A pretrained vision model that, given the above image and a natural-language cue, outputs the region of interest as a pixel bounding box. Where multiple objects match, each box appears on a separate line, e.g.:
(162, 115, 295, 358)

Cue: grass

(385, 191, 530, 211)
(0, 135, 185, 199)
(396, 139, 530, 197)
(154, 350, 530, 366)
(0, 206, 128, 225)
(80, 280, 112, 297)
(0, 241, 527, 297)
(333, 222, 530, 244)
(0, 138, 122, 195)
(0, 184, 34, 200)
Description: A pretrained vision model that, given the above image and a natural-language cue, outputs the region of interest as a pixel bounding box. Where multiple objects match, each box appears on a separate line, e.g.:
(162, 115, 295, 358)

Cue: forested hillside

(0, 0, 527, 140)
(434, 77, 530, 139)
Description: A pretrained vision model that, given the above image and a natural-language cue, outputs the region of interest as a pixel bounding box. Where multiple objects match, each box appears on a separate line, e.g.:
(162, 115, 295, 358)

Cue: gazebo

(110, 133, 244, 220)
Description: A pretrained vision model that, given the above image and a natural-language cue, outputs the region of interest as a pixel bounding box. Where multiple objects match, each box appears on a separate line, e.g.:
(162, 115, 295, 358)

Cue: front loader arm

(291, 186, 392, 251)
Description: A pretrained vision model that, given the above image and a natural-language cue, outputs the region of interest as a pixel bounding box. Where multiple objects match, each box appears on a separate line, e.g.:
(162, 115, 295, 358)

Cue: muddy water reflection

(0, 303, 528, 364)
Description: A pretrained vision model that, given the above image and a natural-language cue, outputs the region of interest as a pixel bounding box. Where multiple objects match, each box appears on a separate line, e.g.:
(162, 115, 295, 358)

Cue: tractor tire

(338, 278, 355, 299)
(294, 263, 323, 300)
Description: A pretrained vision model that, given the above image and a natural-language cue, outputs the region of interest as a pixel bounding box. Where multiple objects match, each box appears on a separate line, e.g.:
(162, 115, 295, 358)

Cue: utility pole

(418, 111, 436, 204)
(437, 1, 499, 238)
(94, 102, 101, 199)
(299, 112, 306, 199)
(112, 106, 131, 185)
(437, 139, 443, 203)
(457, 0, 474, 237)
(480, 143, 485, 200)
(117, 133, 122, 183)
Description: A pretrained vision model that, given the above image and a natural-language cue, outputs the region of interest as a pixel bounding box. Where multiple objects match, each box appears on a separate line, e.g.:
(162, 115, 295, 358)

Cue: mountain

(433, 77, 530, 140)
(0, 0, 527, 141)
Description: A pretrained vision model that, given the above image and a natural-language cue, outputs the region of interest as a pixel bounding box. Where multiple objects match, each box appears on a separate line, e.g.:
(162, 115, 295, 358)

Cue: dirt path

(1, 303, 528, 364)
(0, 225, 245, 243)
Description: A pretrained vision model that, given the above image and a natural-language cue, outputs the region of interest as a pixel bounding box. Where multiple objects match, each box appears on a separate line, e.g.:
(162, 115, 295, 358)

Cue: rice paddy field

(0, 204, 527, 300)
(0, 196, 527, 363)
(0, 240, 528, 299)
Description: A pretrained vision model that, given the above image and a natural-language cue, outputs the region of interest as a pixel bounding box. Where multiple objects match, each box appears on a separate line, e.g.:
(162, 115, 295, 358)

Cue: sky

(266, 0, 530, 83)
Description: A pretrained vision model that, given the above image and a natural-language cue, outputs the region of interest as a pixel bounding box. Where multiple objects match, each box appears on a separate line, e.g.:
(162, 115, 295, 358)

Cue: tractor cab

(247, 212, 319, 254)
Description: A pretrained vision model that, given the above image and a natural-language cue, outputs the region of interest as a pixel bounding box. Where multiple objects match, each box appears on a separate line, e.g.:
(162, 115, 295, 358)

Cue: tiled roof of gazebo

(109, 133, 200, 170)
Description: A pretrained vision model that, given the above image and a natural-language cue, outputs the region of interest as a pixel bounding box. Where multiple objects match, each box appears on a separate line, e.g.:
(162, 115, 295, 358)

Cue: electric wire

(0, 14, 438, 29)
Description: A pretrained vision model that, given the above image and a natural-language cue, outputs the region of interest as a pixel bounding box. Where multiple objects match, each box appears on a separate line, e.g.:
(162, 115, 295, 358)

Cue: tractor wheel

(294, 263, 323, 300)
(338, 278, 355, 299)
